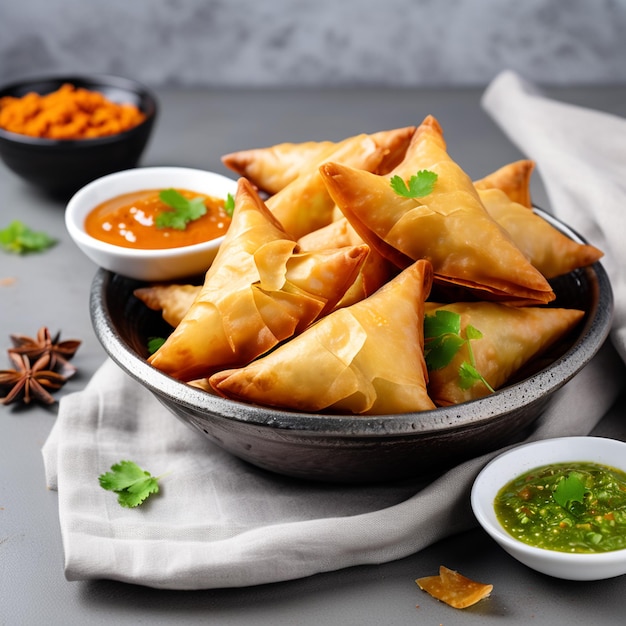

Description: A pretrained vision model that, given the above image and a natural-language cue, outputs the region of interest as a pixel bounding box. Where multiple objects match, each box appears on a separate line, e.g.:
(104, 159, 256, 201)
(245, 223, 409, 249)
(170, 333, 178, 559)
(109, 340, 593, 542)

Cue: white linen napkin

(42, 72, 626, 589)
(42, 348, 622, 590)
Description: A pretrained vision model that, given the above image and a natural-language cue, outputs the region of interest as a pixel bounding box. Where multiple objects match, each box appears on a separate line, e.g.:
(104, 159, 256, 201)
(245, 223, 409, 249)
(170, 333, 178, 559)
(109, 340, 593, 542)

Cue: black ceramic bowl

(90, 210, 613, 484)
(0, 74, 157, 196)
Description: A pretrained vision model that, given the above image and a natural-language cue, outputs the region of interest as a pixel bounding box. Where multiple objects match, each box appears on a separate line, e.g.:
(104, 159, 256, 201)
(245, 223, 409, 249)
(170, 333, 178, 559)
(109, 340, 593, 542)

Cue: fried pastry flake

(416, 566, 493, 609)
(477, 187, 603, 278)
(320, 117, 555, 305)
(209, 260, 436, 415)
(148, 178, 369, 381)
(424, 301, 585, 406)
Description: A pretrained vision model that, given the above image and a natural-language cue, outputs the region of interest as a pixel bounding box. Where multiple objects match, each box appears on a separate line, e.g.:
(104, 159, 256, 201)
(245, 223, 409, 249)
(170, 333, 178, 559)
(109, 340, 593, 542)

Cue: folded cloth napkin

(42, 72, 626, 590)
(42, 347, 622, 590)
(482, 70, 626, 362)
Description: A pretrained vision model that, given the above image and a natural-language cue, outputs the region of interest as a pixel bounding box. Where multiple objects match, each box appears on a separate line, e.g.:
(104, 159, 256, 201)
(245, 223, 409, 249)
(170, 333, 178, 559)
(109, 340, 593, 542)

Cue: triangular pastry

(134, 284, 200, 328)
(424, 301, 585, 406)
(221, 127, 415, 197)
(222, 140, 336, 195)
(210, 260, 436, 415)
(320, 116, 555, 305)
(148, 178, 368, 381)
(474, 159, 535, 208)
(266, 126, 416, 239)
(477, 187, 603, 278)
(298, 216, 397, 308)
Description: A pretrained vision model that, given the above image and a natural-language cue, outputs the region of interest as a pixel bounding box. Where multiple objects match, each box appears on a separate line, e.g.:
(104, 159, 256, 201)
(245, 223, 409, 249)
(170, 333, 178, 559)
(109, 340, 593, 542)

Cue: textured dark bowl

(0, 74, 157, 196)
(90, 210, 613, 483)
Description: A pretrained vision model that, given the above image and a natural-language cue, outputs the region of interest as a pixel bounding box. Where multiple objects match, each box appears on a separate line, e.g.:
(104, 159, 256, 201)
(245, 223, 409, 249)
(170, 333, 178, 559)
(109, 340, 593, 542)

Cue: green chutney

(494, 462, 626, 553)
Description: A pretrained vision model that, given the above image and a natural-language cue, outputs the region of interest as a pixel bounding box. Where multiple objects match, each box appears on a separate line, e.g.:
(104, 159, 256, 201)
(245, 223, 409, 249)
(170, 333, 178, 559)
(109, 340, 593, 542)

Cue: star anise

(9, 327, 81, 379)
(0, 352, 67, 405)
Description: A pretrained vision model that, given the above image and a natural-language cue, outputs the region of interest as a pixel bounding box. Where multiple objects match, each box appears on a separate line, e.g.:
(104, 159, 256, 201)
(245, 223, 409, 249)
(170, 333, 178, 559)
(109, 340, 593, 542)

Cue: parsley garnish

(390, 170, 438, 198)
(147, 336, 166, 354)
(424, 310, 494, 392)
(156, 189, 207, 230)
(223, 193, 235, 217)
(553, 473, 587, 516)
(0, 220, 57, 254)
(98, 460, 164, 508)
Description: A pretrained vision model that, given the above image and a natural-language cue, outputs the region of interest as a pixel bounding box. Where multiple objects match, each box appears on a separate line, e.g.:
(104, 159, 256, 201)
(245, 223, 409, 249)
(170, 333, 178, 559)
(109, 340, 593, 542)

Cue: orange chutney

(85, 188, 231, 249)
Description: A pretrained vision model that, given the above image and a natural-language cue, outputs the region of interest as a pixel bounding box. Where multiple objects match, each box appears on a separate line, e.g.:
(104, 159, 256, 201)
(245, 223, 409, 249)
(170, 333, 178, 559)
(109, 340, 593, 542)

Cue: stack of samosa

(136, 117, 602, 415)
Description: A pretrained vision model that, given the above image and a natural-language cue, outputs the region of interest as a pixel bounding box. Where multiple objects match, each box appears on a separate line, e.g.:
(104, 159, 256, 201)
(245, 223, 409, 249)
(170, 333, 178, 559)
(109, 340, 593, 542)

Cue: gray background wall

(2, 0, 626, 89)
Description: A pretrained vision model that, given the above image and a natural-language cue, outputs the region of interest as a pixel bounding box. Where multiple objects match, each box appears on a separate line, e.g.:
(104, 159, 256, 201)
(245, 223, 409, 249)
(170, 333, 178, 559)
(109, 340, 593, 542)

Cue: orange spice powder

(0, 83, 146, 140)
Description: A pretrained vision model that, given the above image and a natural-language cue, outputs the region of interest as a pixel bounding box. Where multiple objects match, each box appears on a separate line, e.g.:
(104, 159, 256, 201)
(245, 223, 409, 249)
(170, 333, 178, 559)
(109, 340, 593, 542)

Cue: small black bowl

(0, 74, 158, 196)
(90, 211, 614, 484)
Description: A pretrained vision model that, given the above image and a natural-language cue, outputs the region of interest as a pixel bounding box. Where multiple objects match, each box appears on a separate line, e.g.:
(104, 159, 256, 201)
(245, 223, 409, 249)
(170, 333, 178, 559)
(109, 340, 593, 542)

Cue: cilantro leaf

(98, 460, 162, 508)
(458, 362, 483, 390)
(424, 310, 494, 393)
(390, 170, 438, 199)
(155, 189, 207, 230)
(553, 473, 587, 515)
(465, 324, 483, 341)
(223, 193, 235, 217)
(425, 333, 465, 371)
(0, 220, 57, 254)
(147, 336, 166, 354)
(424, 309, 461, 340)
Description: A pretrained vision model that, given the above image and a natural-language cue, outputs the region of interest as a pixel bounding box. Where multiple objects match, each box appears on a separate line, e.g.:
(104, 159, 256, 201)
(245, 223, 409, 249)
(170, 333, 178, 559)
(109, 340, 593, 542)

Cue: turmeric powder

(0, 83, 146, 140)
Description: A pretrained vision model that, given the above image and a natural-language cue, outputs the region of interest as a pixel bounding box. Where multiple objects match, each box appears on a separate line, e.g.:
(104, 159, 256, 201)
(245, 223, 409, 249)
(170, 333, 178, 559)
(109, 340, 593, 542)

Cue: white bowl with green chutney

(471, 436, 626, 580)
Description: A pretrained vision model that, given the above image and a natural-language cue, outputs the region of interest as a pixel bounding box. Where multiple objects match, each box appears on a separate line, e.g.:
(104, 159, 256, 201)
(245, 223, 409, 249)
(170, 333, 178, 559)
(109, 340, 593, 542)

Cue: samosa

(320, 115, 555, 305)
(221, 127, 415, 197)
(210, 260, 436, 415)
(477, 187, 603, 278)
(134, 284, 200, 328)
(424, 301, 584, 406)
(148, 178, 369, 381)
(222, 140, 336, 195)
(298, 217, 397, 308)
(266, 126, 416, 239)
(474, 159, 536, 208)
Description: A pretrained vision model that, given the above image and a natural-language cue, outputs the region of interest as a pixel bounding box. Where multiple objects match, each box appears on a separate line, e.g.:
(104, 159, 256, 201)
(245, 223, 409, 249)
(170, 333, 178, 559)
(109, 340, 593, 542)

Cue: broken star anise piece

(0, 352, 67, 405)
(9, 327, 81, 378)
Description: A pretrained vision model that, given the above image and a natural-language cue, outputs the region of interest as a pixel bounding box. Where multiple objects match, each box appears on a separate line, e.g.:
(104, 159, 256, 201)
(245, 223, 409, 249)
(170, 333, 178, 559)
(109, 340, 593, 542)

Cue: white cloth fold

(42, 71, 626, 589)
(42, 347, 623, 590)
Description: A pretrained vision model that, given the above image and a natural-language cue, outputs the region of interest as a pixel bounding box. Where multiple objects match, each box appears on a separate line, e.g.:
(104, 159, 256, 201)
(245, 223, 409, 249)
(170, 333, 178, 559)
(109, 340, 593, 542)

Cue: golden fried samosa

(148, 178, 369, 381)
(221, 127, 415, 197)
(297, 215, 357, 251)
(474, 160, 535, 208)
(222, 140, 335, 195)
(320, 116, 555, 305)
(369, 127, 418, 175)
(298, 217, 396, 308)
(478, 188, 603, 278)
(134, 284, 201, 328)
(210, 260, 436, 415)
(266, 127, 416, 239)
(424, 301, 584, 406)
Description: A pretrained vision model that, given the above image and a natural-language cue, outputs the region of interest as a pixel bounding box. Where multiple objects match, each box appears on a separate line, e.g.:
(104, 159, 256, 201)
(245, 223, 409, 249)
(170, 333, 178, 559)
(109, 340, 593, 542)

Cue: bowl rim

(0, 73, 158, 147)
(90, 208, 614, 436)
(65, 166, 238, 259)
(470, 435, 626, 563)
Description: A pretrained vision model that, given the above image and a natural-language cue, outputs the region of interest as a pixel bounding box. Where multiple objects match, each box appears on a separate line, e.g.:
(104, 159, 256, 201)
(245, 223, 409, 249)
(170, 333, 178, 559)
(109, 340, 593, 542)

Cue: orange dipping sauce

(85, 188, 231, 250)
